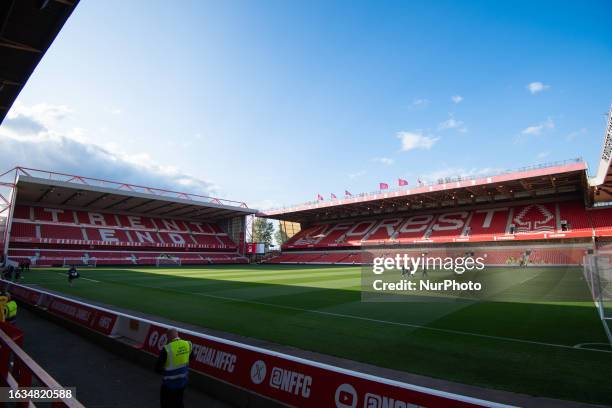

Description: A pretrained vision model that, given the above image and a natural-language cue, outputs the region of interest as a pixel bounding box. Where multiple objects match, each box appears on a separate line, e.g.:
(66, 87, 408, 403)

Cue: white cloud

(409, 98, 430, 109)
(451, 95, 463, 104)
(566, 128, 587, 141)
(371, 157, 394, 166)
(397, 131, 439, 151)
(521, 117, 555, 136)
(527, 81, 550, 94)
(0, 102, 217, 197)
(422, 166, 503, 183)
(438, 114, 467, 133)
(108, 106, 122, 115)
(250, 198, 282, 211)
(348, 170, 366, 179)
(537, 151, 550, 159)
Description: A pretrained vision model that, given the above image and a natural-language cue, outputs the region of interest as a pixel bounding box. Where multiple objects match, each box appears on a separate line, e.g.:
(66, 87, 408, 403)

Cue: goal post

(583, 253, 612, 345)
(155, 256, 181, 267)
(62, 258, 97, 268)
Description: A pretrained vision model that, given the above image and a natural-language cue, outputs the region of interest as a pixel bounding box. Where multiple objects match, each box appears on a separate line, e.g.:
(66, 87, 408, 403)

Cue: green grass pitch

(20, 265, 612, 405)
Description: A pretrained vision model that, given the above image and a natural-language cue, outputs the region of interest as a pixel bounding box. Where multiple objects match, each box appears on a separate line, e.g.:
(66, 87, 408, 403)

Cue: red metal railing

(0, 323, 84, 408)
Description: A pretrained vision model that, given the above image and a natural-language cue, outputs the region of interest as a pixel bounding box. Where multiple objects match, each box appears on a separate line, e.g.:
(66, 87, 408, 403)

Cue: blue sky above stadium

(0, 0, 610, 210)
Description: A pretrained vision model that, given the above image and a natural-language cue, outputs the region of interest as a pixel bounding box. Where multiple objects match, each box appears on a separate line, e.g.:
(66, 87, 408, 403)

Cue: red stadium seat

(8, 205, 242, 266)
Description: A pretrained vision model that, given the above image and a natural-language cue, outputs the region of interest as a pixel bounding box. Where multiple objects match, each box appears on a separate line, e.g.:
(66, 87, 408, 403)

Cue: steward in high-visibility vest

(155, 328, 193, 408)
(0, 293, 9, 322)
(4, 300, 16, 323)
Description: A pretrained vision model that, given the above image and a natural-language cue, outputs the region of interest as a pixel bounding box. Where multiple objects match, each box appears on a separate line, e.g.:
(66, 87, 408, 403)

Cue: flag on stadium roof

(379, 182, 389, 190)
(398, 178, 408, 186)
(345, 190, 352, 196)
(331, 193, 337, 199)
(317, 194, 324, 201)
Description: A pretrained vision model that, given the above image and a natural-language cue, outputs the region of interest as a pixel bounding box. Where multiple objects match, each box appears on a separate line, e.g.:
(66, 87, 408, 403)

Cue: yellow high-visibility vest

(163, 339, 192, 382)
(4, 301, 16, 320)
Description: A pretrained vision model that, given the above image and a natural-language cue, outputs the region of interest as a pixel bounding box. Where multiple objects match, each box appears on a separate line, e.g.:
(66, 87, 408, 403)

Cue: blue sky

(1, 0, 611, 210)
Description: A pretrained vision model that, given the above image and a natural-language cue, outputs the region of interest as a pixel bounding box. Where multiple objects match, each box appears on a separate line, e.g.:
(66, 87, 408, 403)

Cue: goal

(155, 256, 182, 267)
(63, 258, 97, 268)
(583, 253, 612, 345)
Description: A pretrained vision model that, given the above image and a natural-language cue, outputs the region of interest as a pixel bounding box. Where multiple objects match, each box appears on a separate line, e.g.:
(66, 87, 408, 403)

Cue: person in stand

(68, 265, 80, 287)
(155, 328, 193, 408)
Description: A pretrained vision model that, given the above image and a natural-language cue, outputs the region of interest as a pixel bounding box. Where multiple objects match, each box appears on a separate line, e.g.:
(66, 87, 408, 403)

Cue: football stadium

(0, 1, 611, 408)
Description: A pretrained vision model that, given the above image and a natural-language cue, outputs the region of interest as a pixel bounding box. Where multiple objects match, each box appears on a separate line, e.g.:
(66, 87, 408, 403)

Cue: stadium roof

(258, 159, 588, 223)
(0, 0, 79, 125)
(5, 167, 256, 221)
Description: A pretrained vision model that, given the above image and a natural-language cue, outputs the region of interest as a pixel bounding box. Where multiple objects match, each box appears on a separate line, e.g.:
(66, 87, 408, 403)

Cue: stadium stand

(1, 167, 256, 266)
(267, 245, 589, 266)
(255, 158, 612, 267)
(281, 200, 602, 250)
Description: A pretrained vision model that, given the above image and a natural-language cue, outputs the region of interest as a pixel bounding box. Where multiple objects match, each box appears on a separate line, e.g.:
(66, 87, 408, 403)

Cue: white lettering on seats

(397, 215, 433, 233)
(475, 208, 508, 229)
(168, 233, 185, 244)
(43, 208, 64, 222)
(431, 212, 468, 231)
(162, 219, 180, 231)
(135, 231, 156, 244)
(127, 215, 144, 229)
(89, 213, 106, 226)
(99, 229, 118, 242)
(363, 218, 403, 240)
(344, 220, 377, 238)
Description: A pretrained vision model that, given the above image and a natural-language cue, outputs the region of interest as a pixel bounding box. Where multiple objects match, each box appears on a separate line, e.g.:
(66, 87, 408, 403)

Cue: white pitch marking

(56, 273, 99, 283)
(123, 281, 612, 354)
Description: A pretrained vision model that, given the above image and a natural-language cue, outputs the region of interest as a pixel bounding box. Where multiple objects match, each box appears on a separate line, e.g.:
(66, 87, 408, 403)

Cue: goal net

(155, 256, 181, 267)
(583, 253, 612, 345)
(63, 258, 97, 268)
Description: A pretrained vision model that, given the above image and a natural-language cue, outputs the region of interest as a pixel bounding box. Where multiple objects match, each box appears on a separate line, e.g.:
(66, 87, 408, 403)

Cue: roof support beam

(157, 205, 191, 216)
(0, 0, 15, 38)
(35, 187, 54, 203)
(0, 38, 41, 53)
(83, 193, 109, 208)
(124, 199, 156, 212)
(60, 190, 82, 205)
(197, 209, 230, 220)
(146, 202, 175, 213)
(53, 0, 77, 6)
(102, 195, 132, 210)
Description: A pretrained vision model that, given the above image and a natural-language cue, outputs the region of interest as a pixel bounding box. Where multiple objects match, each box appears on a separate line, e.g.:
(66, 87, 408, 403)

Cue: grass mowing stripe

(113, 279, 611, 354)
(24, 266, 612, 405)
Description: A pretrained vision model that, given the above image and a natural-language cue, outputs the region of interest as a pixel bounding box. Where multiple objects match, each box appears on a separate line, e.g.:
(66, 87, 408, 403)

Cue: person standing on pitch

(67, 265, 79, 287)
(155, 328, 193, 408)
